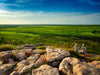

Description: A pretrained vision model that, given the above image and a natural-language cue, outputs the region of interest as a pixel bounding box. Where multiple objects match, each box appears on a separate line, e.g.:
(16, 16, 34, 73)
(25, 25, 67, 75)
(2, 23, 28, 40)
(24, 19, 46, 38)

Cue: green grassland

(0, 25, 100, 55)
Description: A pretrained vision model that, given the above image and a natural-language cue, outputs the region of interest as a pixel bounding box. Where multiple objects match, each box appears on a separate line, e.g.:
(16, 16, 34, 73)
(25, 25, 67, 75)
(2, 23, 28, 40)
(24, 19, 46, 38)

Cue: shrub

(0, 44, 17, 51)
(39, 50, 46, 55)
(36, 46, 46, 49)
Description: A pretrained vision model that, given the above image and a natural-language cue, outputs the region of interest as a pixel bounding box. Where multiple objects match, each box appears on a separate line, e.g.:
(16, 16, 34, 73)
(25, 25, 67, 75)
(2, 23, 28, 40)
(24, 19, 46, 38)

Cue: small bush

(39, 50, 46, 55)
(36, 46, 46, 49)
(0, 44, 17, 51)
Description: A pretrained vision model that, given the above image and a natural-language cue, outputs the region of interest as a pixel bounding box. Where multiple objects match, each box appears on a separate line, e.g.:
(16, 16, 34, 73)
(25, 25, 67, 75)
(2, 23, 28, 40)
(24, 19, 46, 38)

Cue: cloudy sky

(0, 0, 100, 24)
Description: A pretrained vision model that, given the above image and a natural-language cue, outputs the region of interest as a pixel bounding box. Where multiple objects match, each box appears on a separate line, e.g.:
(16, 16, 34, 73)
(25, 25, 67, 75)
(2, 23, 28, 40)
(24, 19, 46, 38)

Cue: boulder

(32, 64, 59, 75)
(25, 49, 33, 57)
(0, 51, 12, 63)
(34, 56, 45, 67)
(36, 43, 44, 46)
(27, 54, 40, 64)
(0, 61, 3, 66)
(59, 57, 100, 75)
(15, 52, 27, 60)
(14, 60, 28, 72)
(20, 64, 34, 75)
(0, 63, 13, 75)
(18, 44, 36, 50)
(8, 58, 14, 63)
(10, 71, 19, 75)
(45, 47, 70, 62)
(0, 69, 6, 75)
(88, 61, 100, 68)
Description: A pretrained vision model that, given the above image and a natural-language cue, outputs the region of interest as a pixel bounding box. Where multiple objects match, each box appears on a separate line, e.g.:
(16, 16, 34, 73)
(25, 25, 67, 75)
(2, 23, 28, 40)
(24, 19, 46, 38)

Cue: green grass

(0, 44, 17, 51)
(0, 25, 100, 55)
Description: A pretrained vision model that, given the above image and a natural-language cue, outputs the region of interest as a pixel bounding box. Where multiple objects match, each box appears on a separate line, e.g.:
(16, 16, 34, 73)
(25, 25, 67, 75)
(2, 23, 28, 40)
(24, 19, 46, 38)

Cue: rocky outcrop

(32, 64, 59, 75)
(44, 47, 70, 62)
(59, 57, 100, 75)
(0, 45, 100, 75)
(0, 63, 14, 75)
(18, 44, 36, 50)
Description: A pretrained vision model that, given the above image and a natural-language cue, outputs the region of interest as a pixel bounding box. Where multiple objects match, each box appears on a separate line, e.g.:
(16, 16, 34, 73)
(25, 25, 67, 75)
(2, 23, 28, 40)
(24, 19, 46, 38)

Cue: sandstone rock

(15, 52, 27, 60)
(0, 63, 13, 75)
(45, 47, 70, 62)
(27, 54, 40, 64)
(0, 69, 6, 75)
(0, 51, 12, 63)
(32, 64, 59, 75)
(8, 58, 14, 63)
(15, 60, 28, 72)
(20, 64, 34, 75)
(18, 44, 36, 50)
(88, 61, 100, 68)
(59, 57, 100, 75)
(0, 61, 3, 66)
(34, 57, 45, 67)
(36, 43, 44, 46)
(17, 60, 28, 66)
(0, 63, 13, 71)
(10, 71, 19, 75)
(25, 49, 33, 57)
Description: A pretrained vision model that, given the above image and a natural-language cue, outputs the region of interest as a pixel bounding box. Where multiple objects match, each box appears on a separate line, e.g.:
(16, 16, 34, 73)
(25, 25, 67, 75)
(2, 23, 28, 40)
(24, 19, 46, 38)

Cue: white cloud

(0, 10, 100, 24)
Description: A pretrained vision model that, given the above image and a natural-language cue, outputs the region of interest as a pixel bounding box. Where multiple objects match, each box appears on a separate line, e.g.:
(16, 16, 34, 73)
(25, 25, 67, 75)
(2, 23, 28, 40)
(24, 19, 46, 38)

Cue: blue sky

(0, 0, 100, 24)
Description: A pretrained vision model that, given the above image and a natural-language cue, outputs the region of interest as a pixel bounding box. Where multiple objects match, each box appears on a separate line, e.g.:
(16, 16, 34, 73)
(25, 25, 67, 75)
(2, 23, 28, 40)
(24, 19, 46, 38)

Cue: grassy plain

(0, 25, 100, 55)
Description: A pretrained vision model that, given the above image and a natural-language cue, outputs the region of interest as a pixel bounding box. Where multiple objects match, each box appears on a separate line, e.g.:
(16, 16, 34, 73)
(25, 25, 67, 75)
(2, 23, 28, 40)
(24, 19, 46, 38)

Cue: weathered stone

(88, 61, 100, 68)
(10, 71, 19, 75)
(59, 57, 100, 75)
(34, 57, 45, 67)
(0, 61, 3, 66)
(32, 64, 59, 75)
(27, 54, 40, 64)
(25, 49, 33, 57)
(0, 69, 6, 75)
(15, 60, 28, 72)
(0, 51, 12, 63)
(36, 43, 44, 46)
(15, 52, 27, 60)
(0, 63, 13, 75)
(18, 44, 36, 50)
(8, 58, 14, 63)
(20, 64, 34, 75)
(45, 47, 70, 62)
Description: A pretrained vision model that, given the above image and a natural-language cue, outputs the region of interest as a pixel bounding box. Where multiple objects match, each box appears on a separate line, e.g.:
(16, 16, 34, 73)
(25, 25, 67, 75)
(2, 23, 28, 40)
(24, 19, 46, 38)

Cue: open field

(0, 25, 100, 54)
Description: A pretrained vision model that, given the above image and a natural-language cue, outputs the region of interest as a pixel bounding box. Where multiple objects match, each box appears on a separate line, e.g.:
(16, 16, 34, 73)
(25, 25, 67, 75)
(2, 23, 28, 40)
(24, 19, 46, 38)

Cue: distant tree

(92, 30, 96, 33)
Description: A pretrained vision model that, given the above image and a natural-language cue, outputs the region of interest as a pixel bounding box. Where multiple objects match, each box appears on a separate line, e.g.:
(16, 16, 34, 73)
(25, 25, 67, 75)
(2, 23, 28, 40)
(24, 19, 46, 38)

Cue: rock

(15, 52, 27, 60)
(25, 49, 33, 57)
(34, 57, 45, 67)
(27, 54, 40, 64)
(0, 63, 13, 75)
(15, 60, 28, 72)
(36, 43, 44, 46)
(0, 61, 3, 66)
(20, 64, 34, 75)
(17, 60, 28, 66)
(0, 63, 13, 71)
(0, 69, 6, 75)
(0, 51, 12, 63)
(49, 60, 61, 67)
(18, 44, 36, 50)
(59, 57, 100, 75)
(8, 58, 14, 63)
(10, 71, 19, 75)
(32, 64, 59, 75)
(88, 61, 100, 68)
(45, 47, 70, 62)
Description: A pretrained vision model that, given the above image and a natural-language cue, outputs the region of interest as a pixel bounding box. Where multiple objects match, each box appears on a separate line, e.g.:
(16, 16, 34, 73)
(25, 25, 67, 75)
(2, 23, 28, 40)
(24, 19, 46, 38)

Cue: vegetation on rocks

(0, 44, 17, 51)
